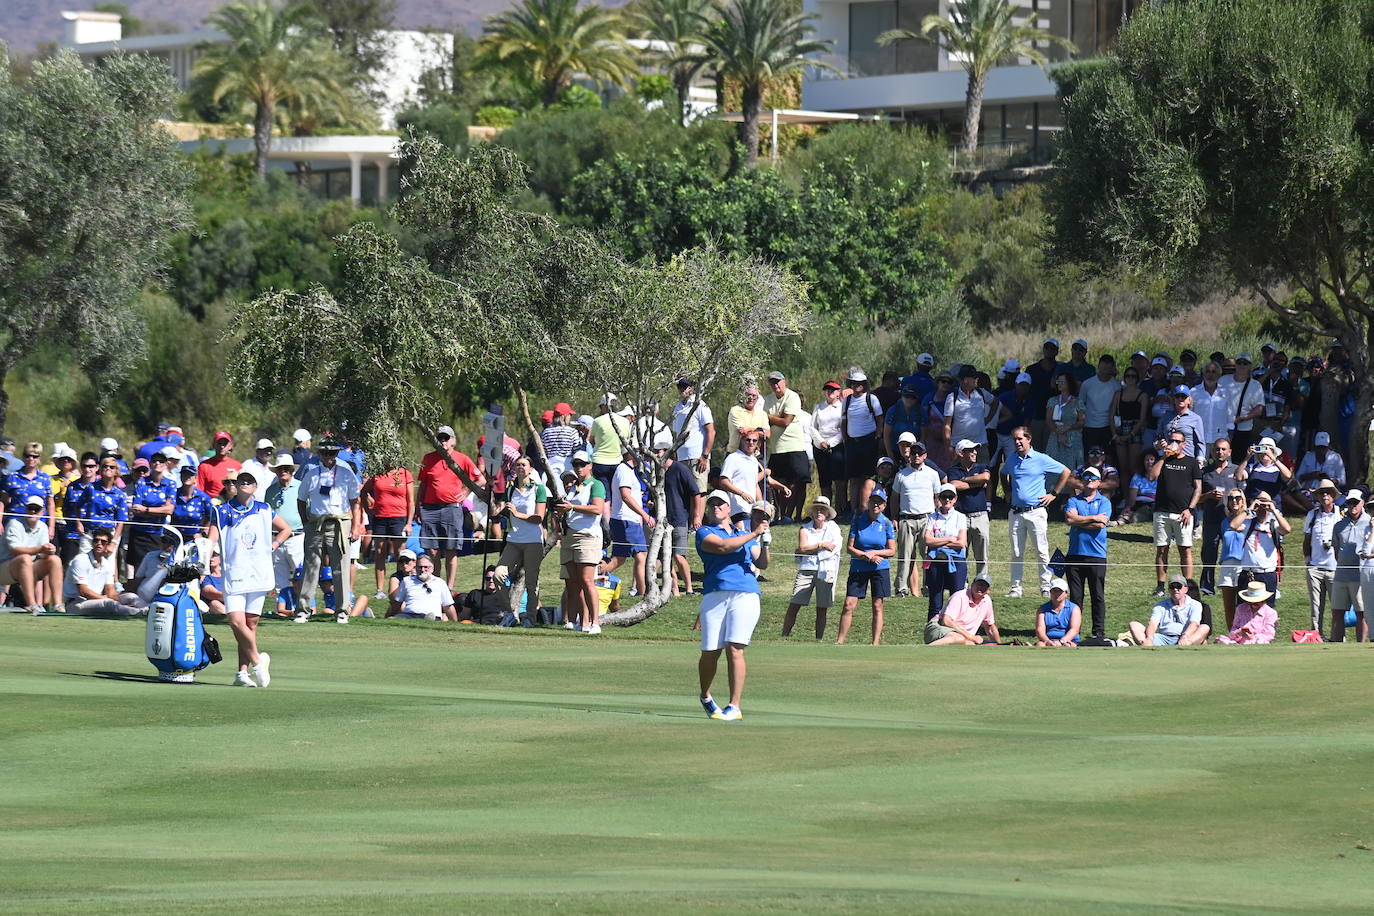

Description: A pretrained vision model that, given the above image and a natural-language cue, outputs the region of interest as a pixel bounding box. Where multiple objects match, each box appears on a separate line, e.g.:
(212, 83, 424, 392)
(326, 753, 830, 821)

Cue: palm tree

(630, 0, 712, 125)
(478, 0, 639, 109)
(192, 1, 358, 178)
(687, 0, 833, 167)
(878, 0, 1074, 153)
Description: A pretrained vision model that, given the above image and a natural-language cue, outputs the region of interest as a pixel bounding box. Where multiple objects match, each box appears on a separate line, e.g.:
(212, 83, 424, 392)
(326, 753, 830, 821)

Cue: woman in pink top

(1215, 580, 1277, 644)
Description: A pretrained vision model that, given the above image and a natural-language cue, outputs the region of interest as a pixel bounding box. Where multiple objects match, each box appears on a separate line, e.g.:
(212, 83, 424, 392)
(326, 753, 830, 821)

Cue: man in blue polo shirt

(1065, 465, 1111, 639)
(1001, 426, 1071, 598)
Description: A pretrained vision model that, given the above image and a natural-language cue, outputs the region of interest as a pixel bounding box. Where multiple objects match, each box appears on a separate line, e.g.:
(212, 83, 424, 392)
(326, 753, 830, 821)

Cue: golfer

(209, 470, 291, 687)
(696, 489, 770, 721)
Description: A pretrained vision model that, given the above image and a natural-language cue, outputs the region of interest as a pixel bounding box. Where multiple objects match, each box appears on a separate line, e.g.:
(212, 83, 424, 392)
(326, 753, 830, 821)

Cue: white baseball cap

(99, 437, 120, 452)
(1151, 356, 1169, 367)
(1072, 338, 1088, 350)
(256, 438, 274, 451)
(1049, 576, 1068, 593)
(1314, 431, 1331, 446)
(1043, 337, 1060, 349)
(999, 359, 1020, 375)
(916, 353, 935, 367)
(955, 438, 980, 451)
(847, 366, 868, 383)
(705, 489, 731, 504)
(292, 428, 311, 442)
(437, 425, 455, 439)
(897, 431, 917, 445)
(575, 414, 594, 427)
(598, 392, 619, 406)
(570, 450, 591, 464)
(1344, 489, 1365, 505)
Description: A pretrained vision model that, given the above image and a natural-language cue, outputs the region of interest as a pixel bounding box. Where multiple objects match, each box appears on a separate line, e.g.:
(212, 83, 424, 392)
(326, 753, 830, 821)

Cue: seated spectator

(389, 548, 417, 598)
(1126, 574, 1209, 646)
(389, 555, 456, 621)
(62, 528, 141, 616)
(595, 557, 623, 619)
(1, 495, 62, 614)
(1115, 452, 1159, 525)
(200, 552, 226, 615)
(1215, 580, 1278, 644)
(923, 573, 1000, 645)
(459, 565, 506, 625)
(1035, 577, 1081, 646)
(124, 528, 180, 608)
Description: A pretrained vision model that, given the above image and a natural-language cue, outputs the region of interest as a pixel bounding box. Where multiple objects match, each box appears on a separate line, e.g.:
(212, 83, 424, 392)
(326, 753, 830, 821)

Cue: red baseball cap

(541, 409, 555, 423)
(213, 431, 233, 445)
(553, 402, 573, 416)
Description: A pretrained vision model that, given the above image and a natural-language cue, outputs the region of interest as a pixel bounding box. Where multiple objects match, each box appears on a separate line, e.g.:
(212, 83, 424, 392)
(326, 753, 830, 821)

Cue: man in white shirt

(62, 527, 138, 615)
(1190, 361, 1232, 445)
(890, 439, 943, 597)
(718, 431, 772, 524)
(295, 436, 362, 620)
(1295, 432, 1347, 498)
(670, 377, 715, 487)
(1078, 355, 1123, 459)
(1220, 353, 1266, 455)
(389, 555, 457, 620)
(238, 438, 277, 491)
(1303, 479, 1341, 633)
(764, 370, 808, 523)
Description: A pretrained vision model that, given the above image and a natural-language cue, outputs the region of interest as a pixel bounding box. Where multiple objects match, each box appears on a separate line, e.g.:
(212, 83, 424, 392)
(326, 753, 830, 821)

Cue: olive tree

(1049, 0, 1374, 476)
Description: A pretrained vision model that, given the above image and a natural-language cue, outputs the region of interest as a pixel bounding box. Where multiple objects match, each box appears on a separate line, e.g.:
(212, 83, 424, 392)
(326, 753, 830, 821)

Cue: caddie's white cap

(292, 428, 311, 442)
(256, 437, 274, 451)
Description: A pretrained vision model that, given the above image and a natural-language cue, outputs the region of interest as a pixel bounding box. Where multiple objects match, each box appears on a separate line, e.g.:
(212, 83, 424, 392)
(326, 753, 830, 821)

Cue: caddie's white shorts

(699, 590, 761, 651)
(225, 590, 269, 616)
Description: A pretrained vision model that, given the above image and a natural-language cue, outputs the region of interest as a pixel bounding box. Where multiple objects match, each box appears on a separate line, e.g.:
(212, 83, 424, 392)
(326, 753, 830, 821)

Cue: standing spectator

(607, 447, 655, 598)
(922, 372, 955, 469)
(883, 387, 925, 462)
(1330, 490, 1368, 643)
(0, 496, 62, 614)
(841, 367, 885, 519)
(1319, 340, 1354, 452)
(1302, 479, 1341, 635)
(1191, 362, 1232, 446)
(1065, 466, 1111, 639)
(1198, 439, 1240, 595)
(264, 454, 303, 615)
(1142, 356, 1170, 399)
(1239, 436, 1292, 504)
(1045, 371, 1084, 468)
(59, 453, 98, 566)
(0, 436, 22, 473)
(539, 403, 581, 480)
(98, 437, 127, 474)
(836, 492, 896, 646)
(162, 427, 197, 473)
(290, 429, 313, 470)
(1025, 338, 1064, 448)
(662, 443, 702, 596)
(891, 440, 942, 598)
(899, 353, 937, 405)
(4, 443, 55, 541)
(872, 371, 902, 413)
(764, 371, 808, 523)
(1073, 445, 1120, 506)
(1258, 354, 1293, 443)
(945, 439, 992, 583)
(944, 366, 994, 462)
(726, 383, 770, 454)
(1147, 430, 1203, 594)
(1127, 574, 1209, 646)
(1178, 349, 1200, 387)
(719, 430, 770, 525)
(1079, 355, 1122, 460)
(126, 451, 176, 572)
(811, 381, 845, 514)
(1065, 339, 1095, 383)
(196, 432, 241, 501)
(589, 395, 630, 509)
(671, 379, 715, 489)
(1221, 353, 1266, 456)
(923, 484, 968, 621)
(47, 443, 79, 506)
(993, 372, 1039, 503)
(296, 437, 363, 622)
(1236, 491, 1289, 598)
(210, 470, 291, 684)
(781, 496, 841, 639)
(135, 422, 173, 462)
(239, 438, 277, 491)
(924, 573, 1000, 645)
(1156, 387, 1208, 459)
(81, 457, 129, 549)
(1035, 577, 1082, 646)
(694, 489, 770, 721)
(1294, 431, 1347, 497)
(493, 456, 548, 626)
(362, 459, 414, 601)
(1001, 426, 1071, 598)
(417, 425, 484, 592)
(1110, 365, 1151, 492)
(555, 452, 604, 632)
(1216, 488, 1251, 629)
(170, 465, 212, 544)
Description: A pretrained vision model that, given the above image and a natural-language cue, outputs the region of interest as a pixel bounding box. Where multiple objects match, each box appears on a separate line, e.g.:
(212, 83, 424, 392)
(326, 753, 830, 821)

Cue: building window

(849, 1, 896, 77)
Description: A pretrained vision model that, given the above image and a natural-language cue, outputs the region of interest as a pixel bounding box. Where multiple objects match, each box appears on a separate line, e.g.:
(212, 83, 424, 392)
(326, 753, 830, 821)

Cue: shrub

(475, 105, 519, 128)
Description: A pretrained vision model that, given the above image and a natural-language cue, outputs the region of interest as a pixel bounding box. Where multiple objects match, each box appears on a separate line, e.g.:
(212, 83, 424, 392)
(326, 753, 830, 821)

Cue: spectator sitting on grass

(923, 572, 1000, 645)
(1214, 580, 1277, 644)
(200, 551, 226, 615)
(1, 495, 62, 614)
(1035, 577, 1081, 646)
(389, 555, 456, 621)
(459, 565, 504, 625)
(1114, 452, 1159, 525)
(1125, 574, 1209, 646)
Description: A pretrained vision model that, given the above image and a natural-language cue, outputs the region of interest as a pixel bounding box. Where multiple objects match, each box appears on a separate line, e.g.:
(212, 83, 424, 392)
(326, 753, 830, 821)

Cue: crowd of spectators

(1, 335, 1367, 644)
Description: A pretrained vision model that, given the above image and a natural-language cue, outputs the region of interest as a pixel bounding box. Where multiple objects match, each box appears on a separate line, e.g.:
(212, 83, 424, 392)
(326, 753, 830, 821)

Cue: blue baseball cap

(1172, 385, 1191, 396)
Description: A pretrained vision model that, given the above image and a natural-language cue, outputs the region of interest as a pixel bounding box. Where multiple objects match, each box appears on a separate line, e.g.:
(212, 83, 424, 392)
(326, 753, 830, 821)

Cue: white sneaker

(373, 590, 387, 601)
(233, 671, 258, 687)
(563, 621, 576, 630)
(27, 604, 45, 616)
(587, 624, 602, 635)
(1005, 584, 1023, 598)
(336, 611, 349, 624)
(292, 610, 310, 623)
(253, 653, 271, 688)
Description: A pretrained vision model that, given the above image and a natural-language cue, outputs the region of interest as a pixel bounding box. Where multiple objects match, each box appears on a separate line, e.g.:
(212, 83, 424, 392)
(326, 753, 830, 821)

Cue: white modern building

(59, 10, 452, 130)
(802, 0, 1143, 155)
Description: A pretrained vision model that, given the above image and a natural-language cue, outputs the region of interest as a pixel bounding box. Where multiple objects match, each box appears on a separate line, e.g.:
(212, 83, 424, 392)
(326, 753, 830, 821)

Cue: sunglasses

(92, 538, 113, 545)
(100, 464, 119, 470)
(25, 505, 42, 513)
(1227, 495, 1244, 501)
(24, 453, 40, 460)
(1169, 583, 1188, 590)
(82, 463, 97, 469)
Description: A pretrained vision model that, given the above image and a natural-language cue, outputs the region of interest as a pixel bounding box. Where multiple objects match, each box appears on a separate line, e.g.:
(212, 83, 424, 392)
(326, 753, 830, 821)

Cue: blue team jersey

(4, 469, 53, 509)
(1066, 493, 1110, 558)
(61, 479, 92, 539)
(133, 476, 177, 510)
(849, 512, 896, 572)
(171, 488, 213, 537)
(81, 483, 129, 526)
(695, 524, 761, 594)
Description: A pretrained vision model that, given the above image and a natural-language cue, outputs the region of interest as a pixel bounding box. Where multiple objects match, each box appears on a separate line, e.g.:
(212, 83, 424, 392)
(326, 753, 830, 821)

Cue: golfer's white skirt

(699, 589, 761, 651)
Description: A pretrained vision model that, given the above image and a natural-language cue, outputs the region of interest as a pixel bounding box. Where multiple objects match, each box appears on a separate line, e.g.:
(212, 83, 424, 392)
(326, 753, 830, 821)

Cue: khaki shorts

(1333, 579, 1365, 613)
(789, 569, 835, 609)
(560, 528, 603, 567)
(924, 620, 957, 643)
(1153, 512, 1193, 548)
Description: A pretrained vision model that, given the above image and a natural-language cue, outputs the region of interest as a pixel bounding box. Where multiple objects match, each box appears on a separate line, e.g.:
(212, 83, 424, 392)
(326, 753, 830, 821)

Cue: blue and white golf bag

(144, 529, 220, 683)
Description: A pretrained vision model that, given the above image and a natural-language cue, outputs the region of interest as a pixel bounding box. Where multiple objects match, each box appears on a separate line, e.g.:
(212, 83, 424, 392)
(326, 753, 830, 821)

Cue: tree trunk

(674, 70, 691, 126)
(513, 385, 564, 500)
(294, 161, 313, 188)
(0, 368, 9, 438)
(602, 472, 674, 626)
(253, 98, 274, 179)
(741, 80, 762, 167)
(960, 71, 986, 154)
(1353, 331, 1374, 486)
(541, 76, 563, 108)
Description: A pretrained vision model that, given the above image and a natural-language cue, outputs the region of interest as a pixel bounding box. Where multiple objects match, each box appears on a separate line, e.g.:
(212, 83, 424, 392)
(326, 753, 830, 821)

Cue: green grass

(4, 515, 1369, 914)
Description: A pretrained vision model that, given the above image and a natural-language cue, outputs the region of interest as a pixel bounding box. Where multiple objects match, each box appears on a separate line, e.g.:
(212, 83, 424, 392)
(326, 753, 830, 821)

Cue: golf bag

(145, 528, 219, 683)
